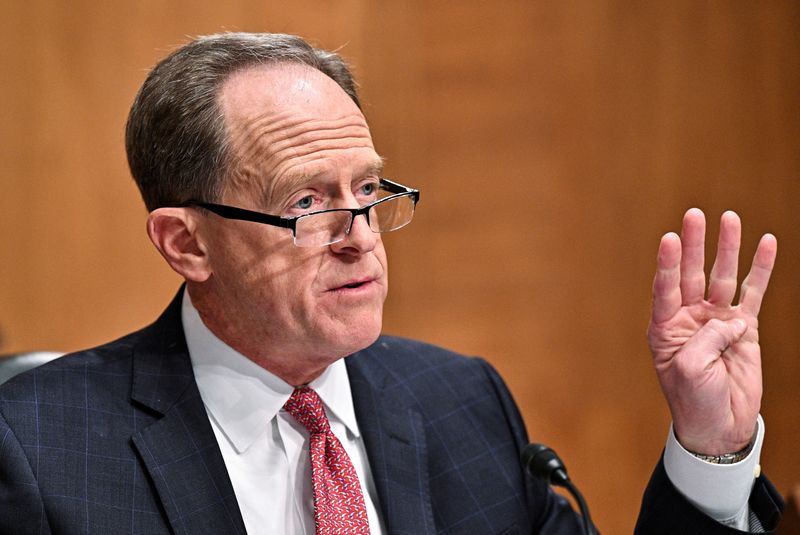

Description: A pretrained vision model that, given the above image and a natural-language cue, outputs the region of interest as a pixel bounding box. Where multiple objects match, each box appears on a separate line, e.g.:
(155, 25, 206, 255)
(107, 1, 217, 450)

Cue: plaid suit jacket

(0, 292, 783, 534)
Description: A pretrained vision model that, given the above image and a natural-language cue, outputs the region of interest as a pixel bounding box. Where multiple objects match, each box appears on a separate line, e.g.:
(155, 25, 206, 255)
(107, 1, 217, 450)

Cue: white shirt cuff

(663, 415, 764, 530)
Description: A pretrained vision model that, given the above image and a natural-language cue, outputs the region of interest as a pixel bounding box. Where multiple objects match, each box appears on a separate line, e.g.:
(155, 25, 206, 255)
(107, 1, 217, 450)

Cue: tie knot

(283, 387, 330, 435)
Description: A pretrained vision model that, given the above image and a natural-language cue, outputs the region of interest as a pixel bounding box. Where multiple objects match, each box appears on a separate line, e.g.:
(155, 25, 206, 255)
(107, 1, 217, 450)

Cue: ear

(146, 208, 211, 282)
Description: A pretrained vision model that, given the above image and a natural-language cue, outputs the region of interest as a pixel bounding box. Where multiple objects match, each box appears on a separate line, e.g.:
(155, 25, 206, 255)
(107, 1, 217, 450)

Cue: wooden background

(1, 1, 798, 532)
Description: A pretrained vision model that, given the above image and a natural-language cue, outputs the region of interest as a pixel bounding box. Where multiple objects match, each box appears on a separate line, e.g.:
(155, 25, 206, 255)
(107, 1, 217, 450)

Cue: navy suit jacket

(0, 292, 783, 533)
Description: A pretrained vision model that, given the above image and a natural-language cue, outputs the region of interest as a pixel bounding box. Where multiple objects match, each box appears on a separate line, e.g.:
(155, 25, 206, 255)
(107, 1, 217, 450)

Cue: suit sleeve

(635, 456, 784, 534)
(0, 411, 52, 535)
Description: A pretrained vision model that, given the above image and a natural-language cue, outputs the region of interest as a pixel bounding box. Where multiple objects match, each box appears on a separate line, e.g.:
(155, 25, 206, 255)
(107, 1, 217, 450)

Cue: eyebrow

(264, 156, 386, 208)
(363, 157, 386, 178)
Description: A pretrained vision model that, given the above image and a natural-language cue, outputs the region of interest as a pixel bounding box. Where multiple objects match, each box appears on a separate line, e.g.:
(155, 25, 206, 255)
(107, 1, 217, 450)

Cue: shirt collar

(180, 289, 362, 453)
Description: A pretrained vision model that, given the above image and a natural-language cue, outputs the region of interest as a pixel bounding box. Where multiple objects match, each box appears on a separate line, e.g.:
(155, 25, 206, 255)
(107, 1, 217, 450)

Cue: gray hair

(125, 32, 360, 211)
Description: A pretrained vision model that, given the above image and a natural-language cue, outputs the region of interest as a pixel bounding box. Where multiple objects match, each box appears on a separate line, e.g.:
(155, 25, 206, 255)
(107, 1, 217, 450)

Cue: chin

(327, 316, 383, 358)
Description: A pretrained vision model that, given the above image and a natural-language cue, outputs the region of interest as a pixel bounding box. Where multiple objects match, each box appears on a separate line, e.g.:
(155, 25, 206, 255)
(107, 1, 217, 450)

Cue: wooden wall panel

(363, 3, 800, 531)
(2, 1, 798, 532)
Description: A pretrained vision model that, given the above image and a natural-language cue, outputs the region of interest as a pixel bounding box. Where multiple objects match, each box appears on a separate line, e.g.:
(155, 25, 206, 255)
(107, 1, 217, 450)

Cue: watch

(689, 436, 757, 464)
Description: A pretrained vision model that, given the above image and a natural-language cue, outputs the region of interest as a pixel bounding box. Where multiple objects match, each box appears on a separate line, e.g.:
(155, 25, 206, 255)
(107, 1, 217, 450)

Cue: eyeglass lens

(294, 195, 416, 247)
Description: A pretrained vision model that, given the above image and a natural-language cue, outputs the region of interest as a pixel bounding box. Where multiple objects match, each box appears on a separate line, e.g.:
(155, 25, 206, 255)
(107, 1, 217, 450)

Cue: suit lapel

(347, 344, 436, 535)
(129, 292, 247, 535)
(127, 294, 433, 535)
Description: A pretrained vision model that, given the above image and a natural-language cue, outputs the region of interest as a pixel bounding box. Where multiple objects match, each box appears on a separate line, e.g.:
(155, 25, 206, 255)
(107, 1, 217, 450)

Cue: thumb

(682, 318, 748, 361)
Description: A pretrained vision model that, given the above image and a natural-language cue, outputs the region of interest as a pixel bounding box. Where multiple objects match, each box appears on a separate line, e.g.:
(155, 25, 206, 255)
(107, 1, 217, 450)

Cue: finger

(707, 211, 741, 306)
(739, 233, 778, 315)
(677, 318, 748, 371)
(652, 232, 683, 323)
(680, 208, 706, 305)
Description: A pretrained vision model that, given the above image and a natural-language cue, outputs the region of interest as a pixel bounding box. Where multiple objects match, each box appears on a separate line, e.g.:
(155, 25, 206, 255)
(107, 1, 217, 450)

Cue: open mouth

(332, 279, 372, 291)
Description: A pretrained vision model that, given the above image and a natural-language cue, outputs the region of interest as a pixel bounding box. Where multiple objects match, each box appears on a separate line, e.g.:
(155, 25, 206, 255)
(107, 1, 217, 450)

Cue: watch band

(689, 436, 757, 465)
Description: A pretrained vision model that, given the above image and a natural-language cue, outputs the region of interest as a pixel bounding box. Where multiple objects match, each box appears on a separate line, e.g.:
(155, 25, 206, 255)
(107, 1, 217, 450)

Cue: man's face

(193, 64, 388, 381)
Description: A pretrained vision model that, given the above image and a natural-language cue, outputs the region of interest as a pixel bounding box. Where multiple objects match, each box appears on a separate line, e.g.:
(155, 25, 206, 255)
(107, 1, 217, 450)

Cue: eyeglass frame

(180, 178, 420, 245)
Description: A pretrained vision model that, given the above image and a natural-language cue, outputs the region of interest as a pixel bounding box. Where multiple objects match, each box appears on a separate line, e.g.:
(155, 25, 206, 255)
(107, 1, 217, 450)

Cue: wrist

(683, 428, 758, 464)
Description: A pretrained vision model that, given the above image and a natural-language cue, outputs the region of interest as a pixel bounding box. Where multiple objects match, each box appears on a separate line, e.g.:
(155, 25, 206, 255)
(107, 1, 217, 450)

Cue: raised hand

(648, 208, 777, 455)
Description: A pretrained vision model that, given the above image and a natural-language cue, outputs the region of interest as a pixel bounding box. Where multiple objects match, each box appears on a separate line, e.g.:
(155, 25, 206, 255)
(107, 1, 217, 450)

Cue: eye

(360, 183, 376, 196)
(294, 196, 314, 210)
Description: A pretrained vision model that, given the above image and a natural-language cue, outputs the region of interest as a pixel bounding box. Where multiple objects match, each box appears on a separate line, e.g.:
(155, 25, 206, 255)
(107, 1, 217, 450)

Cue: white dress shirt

(182, 291, 386, 535)
(181, 290, 762, 532)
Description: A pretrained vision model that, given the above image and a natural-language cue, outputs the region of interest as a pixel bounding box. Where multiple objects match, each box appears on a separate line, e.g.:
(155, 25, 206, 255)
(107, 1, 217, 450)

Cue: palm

(648, 209, 776, 455)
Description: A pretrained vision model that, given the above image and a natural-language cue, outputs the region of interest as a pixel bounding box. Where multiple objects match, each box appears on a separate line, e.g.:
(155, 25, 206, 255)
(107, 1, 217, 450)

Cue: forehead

(218, 64, 378, 197)
(218, 63, 365, 138)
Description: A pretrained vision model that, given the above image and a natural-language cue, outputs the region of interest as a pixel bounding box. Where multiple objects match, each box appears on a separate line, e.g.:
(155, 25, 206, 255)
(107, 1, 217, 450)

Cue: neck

(185, 282, 331, 386)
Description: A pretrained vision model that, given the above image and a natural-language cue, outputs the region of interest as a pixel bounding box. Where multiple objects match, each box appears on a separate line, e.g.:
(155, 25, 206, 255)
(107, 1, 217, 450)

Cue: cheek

(259, 248, 329, 308)
(375, 242, 389, 280)
(208, 225, 305, 290)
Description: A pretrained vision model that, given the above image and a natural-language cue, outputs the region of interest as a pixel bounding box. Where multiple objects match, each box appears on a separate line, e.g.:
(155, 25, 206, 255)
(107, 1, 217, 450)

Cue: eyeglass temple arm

(380, 178, 420, 202)
(191, 202, 296, 229)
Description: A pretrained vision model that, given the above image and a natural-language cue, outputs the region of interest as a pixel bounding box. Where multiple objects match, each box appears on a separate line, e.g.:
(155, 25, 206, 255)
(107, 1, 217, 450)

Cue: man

(0, 32, 783, 534)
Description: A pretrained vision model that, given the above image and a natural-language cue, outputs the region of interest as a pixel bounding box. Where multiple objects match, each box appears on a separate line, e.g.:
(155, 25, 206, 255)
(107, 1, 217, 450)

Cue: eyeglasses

(185, 178, 420, 247)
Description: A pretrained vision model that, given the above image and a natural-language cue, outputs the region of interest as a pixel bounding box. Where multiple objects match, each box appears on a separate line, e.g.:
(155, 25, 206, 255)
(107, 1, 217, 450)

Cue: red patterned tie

(283, 387, 371, 535)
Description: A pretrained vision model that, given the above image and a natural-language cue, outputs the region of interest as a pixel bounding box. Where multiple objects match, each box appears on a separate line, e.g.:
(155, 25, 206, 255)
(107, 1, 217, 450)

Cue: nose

(329, 211, 378, 256)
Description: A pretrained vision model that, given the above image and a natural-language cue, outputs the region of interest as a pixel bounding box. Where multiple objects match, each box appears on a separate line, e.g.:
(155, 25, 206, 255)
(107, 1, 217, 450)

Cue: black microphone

(521, 443, 598, 535)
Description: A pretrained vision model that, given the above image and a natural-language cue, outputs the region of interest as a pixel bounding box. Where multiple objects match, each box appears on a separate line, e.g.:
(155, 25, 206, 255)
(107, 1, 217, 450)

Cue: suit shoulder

(0, 325, 152, 406)
(354, 335, 500, 393)
(17, 327, 145, 373)
(353, 335, 528, 447)
(0, 290, 183, 394)
(368, 334, 482, 367)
